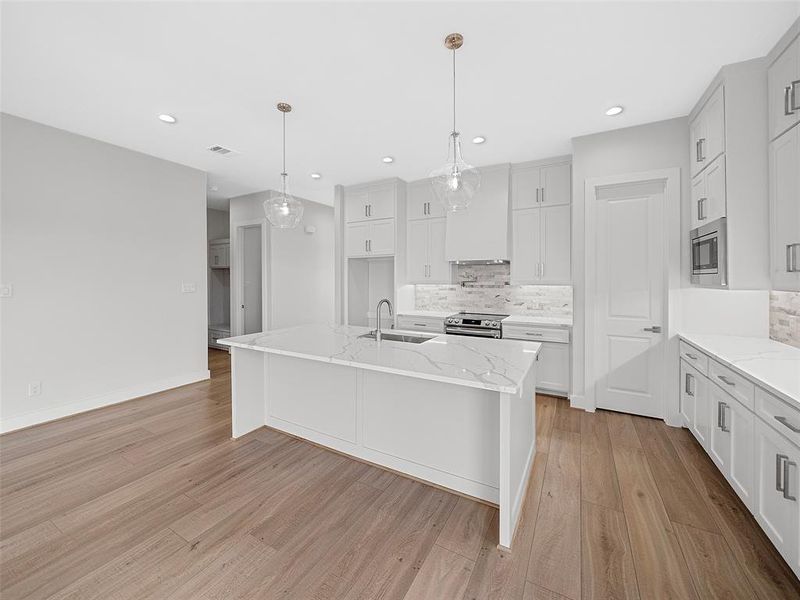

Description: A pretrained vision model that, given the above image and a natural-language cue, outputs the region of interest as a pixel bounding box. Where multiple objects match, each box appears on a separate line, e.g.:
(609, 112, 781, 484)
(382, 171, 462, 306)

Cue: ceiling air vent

(207, 144, 238, 156)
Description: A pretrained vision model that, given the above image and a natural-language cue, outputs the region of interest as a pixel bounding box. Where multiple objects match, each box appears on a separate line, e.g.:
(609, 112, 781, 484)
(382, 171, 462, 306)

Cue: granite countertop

(219, 324, 541, 395)
(680, 333, 800, 405)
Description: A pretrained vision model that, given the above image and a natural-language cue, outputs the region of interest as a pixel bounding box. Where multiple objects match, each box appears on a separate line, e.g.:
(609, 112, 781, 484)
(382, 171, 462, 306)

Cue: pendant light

(429, 33, 480, 212)
(264, 102, 303, 229)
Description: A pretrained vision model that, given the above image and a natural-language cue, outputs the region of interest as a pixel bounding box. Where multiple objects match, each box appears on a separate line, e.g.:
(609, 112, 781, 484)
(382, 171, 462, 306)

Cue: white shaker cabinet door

(345, 190, 370, 223)
(680, 361, 697, 430)
(703, 155, 727, 223)
(406, 219, 429, 282)
(703, 85, 725, 166)
(539, 204, 571, 284)
(690, 368, 711, 450)
(367, 184, 396, 221)
(511, 208, 541, 283)
(511, 164, 540, 210)
(770, 125, 800, 291)
(346, 222, 370, 257)
(427, 218, 450, 283)
(709, 383, 732, 474)
(537, 342, 569, 394)
(755, 419, 800, 576)
(728, 395, 755, 510)
(539, 162, 571, 207)
(769, 34, 800, 141)
(690, 172, 706, 230)
(368, 219, 395, 256)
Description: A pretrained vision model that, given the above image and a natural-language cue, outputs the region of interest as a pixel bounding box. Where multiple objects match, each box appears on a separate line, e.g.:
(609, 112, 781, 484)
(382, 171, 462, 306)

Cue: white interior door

(593, 180, 665, 417)
(241, 225, 262, 334)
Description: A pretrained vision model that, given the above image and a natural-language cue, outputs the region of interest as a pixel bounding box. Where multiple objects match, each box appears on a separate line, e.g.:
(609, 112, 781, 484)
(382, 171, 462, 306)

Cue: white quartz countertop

(680, 334, 800, 406)
(396, 310, 452, 319)
(219, 324, 541, 395)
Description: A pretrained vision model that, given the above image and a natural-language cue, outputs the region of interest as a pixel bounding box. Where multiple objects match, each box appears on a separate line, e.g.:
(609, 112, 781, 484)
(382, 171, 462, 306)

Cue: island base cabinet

(708, 383, 755, 510)
(755, 419, 800, 577)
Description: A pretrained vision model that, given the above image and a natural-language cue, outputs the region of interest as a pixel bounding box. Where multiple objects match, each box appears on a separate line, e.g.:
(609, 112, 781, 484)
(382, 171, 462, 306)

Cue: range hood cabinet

(445, 164, 511, 262)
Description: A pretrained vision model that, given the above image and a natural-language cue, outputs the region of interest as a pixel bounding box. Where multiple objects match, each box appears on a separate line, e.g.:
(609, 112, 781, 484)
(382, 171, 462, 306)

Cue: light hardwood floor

(1, 349, 798, 599)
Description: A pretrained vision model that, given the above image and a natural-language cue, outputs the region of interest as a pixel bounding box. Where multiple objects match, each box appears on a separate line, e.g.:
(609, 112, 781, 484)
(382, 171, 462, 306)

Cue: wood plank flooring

(1, 349, 798, 599)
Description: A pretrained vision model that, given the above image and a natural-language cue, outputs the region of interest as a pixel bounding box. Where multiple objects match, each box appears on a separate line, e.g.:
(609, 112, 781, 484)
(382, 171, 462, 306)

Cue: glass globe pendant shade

(429, 132, 480, 212)
(264, 176, 304, 229)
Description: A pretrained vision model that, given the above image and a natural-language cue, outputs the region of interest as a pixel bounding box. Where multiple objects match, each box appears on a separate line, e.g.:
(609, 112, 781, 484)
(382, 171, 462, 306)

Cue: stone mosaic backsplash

(770, 291, 800, 348)
(415, 263, 572, 316)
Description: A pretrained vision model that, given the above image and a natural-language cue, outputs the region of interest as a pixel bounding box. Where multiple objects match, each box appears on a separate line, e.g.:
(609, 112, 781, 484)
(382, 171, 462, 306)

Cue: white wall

(0, 114, 209, 432)
(571, 117, 690, 413)
(228, 191, 335, 330)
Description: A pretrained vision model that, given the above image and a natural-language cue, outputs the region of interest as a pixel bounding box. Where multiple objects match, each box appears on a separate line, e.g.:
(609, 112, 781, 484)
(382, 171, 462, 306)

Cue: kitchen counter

(679, 333, 800, 405)
(395, 310, 452, 319)
(220, 323, 540, 395)
(221, 323, 540, 549)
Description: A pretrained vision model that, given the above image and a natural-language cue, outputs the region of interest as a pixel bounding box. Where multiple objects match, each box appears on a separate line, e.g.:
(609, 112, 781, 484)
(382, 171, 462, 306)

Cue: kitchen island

(219, 323, 540, 548)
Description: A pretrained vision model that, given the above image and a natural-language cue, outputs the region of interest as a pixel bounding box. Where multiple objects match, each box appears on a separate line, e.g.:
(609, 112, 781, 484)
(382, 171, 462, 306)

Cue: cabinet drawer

(503, 324, 570, 343)
(679, 341, 709, 376)
(709, 359, 755, 410)
(395, 315, 444, 334)
(757, 387, 800, 448)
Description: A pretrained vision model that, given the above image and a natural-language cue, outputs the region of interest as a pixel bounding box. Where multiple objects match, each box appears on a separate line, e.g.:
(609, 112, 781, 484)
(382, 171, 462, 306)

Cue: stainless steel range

(444, 312, 509, 338)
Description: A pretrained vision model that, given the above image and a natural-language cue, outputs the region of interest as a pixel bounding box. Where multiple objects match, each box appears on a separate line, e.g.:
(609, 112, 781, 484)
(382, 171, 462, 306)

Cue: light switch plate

(28, 382, 41, 397)
(0, 284, 12, 297)
(181, 282, 197, 293)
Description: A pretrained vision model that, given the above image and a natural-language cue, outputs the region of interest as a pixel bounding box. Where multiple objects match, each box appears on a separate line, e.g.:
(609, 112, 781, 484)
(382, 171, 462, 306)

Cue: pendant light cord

(281, 110, 287, 196)
(452, 48, 457, 163)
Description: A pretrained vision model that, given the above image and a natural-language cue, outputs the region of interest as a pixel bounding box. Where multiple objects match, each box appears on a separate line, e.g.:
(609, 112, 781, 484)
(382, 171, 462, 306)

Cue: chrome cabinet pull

(525, 332, 543, 337)
(785, 459, 797, 501)
(413, 323, 427, 327)
(791, 80, 800, 112)
(685, 353, 699, 360)
(698, 138, 706, 161)
(717, 375, 735, 387)
(699, 198, 707, 221)
(784, 86, 794, 116)
(777, 454, 786, 493)
(535, 188, 540, 203)
(787, 243, 800, 273)
(685, 373, 695, 396)
(643, 326, 662, 333)
(541, 187, 545, 204)
(696, 140, 701, 162)
(365, 239, 368, 252)
(720, 402, 730, 432)
(775, 415, 800, 433)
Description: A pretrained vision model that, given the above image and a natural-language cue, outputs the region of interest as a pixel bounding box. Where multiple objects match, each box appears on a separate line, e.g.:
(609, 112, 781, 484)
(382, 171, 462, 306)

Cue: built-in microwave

(691, 217, 727, 287)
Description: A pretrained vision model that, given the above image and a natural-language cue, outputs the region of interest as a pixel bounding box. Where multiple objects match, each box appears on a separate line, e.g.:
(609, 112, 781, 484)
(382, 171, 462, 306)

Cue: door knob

(643, 326, 662, 333)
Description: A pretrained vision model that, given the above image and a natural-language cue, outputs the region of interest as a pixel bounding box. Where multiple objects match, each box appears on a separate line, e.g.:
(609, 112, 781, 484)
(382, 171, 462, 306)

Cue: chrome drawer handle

(777, 454, 797, 501)
(775, 415, 800, 434)
(792, 79, 800, 112)
(525, 332, 543, 337)
(717, 375, 735, 387)
(685, 353, 698, 360)
(413, 323, 428, 327)
(717, 401, 730, 432)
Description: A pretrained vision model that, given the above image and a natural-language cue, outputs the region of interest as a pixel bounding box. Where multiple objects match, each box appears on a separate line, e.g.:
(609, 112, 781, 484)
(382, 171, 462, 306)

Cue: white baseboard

(0, 370, 211, 434)
(570, 394, 594, 412)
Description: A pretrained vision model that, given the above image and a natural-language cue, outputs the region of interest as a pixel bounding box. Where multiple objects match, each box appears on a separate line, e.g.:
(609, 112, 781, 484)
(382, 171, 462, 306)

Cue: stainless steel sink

(359, 331, 435, 344)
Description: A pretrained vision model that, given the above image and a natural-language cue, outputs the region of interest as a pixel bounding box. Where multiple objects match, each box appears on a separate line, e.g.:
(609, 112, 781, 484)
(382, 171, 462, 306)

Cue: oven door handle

(445, 327, 500, 338)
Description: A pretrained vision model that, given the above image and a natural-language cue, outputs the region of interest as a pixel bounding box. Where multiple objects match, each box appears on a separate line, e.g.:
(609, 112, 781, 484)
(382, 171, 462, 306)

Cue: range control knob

(491, 321, 499, 327)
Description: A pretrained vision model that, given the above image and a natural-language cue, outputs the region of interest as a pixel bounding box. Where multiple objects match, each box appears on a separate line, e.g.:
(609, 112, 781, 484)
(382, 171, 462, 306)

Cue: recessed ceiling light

(472, 136, 486, 144)
(382, 156, 394, 164)
(310, 173, 322, 179)
(605, 106, 624, 116)
(158, 114, 177, 124)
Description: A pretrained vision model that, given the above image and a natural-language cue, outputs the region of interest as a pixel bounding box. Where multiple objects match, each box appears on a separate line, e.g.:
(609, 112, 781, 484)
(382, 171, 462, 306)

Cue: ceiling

(2, 2, 798, 210)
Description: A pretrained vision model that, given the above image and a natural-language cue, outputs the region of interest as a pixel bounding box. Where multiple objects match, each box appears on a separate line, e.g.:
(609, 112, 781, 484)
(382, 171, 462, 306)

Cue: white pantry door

(593, 180, 665, 417)
(241, 225, 263, 334)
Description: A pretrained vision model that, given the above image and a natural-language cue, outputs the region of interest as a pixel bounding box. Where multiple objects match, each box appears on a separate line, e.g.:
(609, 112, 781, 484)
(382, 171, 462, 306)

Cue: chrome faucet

(375, 298, 394, 342)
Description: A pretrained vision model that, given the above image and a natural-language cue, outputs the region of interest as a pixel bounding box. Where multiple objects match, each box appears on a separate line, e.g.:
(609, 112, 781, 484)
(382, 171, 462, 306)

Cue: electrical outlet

(28, 381, 41, 397)
(0, 284, 12, 298)
(181, 282, 197, 293)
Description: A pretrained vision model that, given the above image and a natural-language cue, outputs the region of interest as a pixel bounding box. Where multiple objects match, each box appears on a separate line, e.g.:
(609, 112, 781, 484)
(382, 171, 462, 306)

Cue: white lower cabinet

(755, 419, 800, 574)
(537, 342, 570, 395)
(679, 340, 799, 577)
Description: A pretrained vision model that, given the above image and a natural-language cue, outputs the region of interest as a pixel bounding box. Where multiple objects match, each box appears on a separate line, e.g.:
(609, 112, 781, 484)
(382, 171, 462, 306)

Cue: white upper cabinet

(406, 218, 449, 283)
(345, 182, 396, 223)
(346, 219, 395, 257)
(539, 205, 571, 284)
(690, 84, 725, 178)
(540, 163, 571, 207)
(511, 160, 570, 209)
(510, 158, 571, 285)
(445, 164, 511, 262)
(511, 208, 541, 282)
(690, 155, 727, 229)
(768, 32, 800, 141)
(407, 180, 445, 220)
(770, 125, 800, 291)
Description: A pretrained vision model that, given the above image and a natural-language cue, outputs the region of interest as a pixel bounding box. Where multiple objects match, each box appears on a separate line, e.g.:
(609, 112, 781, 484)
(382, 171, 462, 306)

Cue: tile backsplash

(770, 291, 800, 348)
(414, 263, 572, 316)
